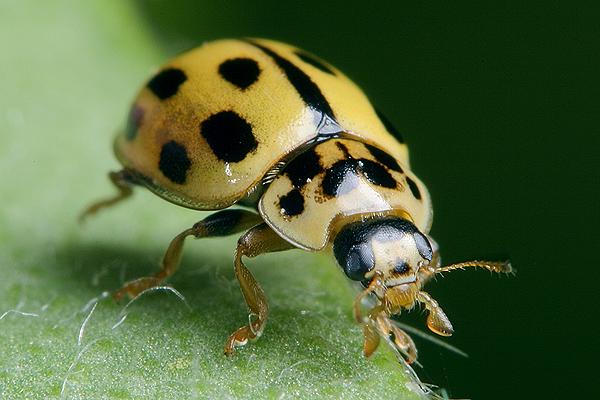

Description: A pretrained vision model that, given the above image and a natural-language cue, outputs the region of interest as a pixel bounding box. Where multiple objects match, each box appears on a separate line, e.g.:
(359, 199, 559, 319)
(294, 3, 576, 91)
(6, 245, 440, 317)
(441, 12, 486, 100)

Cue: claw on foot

(224, 326, 252, 357)
(224, 314, 264, 356)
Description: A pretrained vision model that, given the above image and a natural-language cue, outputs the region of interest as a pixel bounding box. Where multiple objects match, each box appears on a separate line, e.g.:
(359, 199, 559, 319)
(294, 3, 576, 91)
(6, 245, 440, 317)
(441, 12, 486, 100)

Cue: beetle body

(83, 39, 511, 361)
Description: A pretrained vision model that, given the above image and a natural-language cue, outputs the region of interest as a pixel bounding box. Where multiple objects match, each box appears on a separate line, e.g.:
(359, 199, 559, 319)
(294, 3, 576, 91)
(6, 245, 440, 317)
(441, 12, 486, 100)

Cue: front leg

(417, 291, 454, 336)
(360, 302, 418, 363)
(224, 223, 294, 356)
(374, 315, 418, 364)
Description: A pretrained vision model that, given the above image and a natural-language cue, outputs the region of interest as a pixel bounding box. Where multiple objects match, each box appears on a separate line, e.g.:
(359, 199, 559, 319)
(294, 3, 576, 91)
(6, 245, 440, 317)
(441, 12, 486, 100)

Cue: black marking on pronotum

(159, 140, 191, 184)
(246, 40, 335, 118)
(322, 158, 396, 197)
(200, 111, 258, 163)
(218, 58, 261, 89)
(335, 141, 352, 158)
(375, 108, 404, 143)
(406, 176, 422, 200)
(147, 68, 187, 100)
(279, 188, 305, 216)
(294, 50, 336, 75)
(125, 105, 144, 141)
(322, 159, 358, 197)
(359, 159, 397, 188)
(364, 143, 402, 172)
(283, 147, 323, 189)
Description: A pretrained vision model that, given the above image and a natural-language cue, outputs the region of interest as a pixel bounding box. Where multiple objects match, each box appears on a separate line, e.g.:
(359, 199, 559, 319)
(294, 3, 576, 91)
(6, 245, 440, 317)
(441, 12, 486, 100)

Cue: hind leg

(114, 209, 262, 300)
(79, 169, 136, 223)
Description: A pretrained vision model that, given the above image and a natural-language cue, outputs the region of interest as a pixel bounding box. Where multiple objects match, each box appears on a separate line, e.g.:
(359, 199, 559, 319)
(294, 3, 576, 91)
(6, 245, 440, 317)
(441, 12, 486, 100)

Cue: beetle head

(333, 217, 432, 313)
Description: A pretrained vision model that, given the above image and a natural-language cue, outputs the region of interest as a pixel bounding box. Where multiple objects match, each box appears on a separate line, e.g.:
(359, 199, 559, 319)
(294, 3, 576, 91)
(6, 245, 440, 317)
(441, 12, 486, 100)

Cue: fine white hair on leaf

(91, 265, 110, 287)
(53, 292, 110, 329)
(401, 361, 450, 400)
(60, 338, 104, 399)
(16, 295, 25, 310)
(0, 309, 39, 320)
(276, 359, 313, 381)
(112, 286, 192, 330)
(111, 314, 128, 330)
(392, 320, 468, 358)
(80, 292, 109, 314)
(124, 285, 191, 314)
(40, 295, 58, 312)
(77, 301, 98, 346)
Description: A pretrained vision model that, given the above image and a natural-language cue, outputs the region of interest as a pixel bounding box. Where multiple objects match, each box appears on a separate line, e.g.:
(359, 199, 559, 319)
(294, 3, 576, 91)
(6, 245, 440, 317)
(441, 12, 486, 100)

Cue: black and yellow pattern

(115, 39, 409, 210)
(259, 138, 431, 250)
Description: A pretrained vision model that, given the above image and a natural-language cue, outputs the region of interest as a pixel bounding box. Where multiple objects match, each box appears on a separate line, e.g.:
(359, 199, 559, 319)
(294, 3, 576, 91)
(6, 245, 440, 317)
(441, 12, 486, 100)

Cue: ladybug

(81, 39, 511, 362)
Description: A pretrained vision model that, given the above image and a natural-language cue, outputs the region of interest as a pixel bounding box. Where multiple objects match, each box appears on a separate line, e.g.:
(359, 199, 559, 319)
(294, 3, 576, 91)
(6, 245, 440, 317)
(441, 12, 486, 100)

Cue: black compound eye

(344, 245, 374, 281)
(412, 231, 433, 261)
(393, 261, 410, 274)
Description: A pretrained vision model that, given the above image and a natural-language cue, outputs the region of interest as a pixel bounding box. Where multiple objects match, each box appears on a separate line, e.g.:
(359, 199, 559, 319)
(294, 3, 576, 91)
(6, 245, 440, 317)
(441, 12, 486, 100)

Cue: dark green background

(134, 1, 597, 398)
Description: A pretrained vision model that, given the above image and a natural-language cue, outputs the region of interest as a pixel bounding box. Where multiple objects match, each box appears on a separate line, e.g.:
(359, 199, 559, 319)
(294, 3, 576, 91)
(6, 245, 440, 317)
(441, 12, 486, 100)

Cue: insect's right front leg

(360, 302, 418, 363)
(374, 315, 418, 363)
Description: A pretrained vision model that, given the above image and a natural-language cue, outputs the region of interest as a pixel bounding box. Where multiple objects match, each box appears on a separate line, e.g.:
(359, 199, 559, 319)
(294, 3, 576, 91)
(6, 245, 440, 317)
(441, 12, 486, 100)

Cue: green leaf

(0, 1, 428, 398)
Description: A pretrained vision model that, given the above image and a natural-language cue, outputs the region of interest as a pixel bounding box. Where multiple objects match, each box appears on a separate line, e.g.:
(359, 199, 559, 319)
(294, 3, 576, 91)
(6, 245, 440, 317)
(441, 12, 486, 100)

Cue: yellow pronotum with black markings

(83, 38, 511, 362)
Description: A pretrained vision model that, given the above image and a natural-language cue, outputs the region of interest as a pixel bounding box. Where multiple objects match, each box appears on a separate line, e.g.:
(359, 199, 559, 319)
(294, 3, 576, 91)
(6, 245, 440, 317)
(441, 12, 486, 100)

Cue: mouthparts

(382, 282, 419, 314)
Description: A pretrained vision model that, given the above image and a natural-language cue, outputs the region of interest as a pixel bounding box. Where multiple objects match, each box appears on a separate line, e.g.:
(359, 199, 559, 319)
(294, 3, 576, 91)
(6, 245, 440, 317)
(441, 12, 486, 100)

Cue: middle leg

(224, 223, 294, 356)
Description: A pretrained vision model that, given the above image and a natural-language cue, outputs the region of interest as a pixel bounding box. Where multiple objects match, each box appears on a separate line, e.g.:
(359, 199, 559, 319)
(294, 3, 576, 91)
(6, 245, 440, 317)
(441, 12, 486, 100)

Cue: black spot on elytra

(295, 51, 335, 75)
(201, 111, 258, 162)
(283, 147, 323, 188)
(147, 68, 187, 100)
(279, 188, 305, 216)
(125, 105, 144, 140)
(406, 176, 422, 200)
(364, 143, 402, 172)
(247, 41, 335, 118)
(159, 140, 191, 184)
(375, 108, 404, 143)
(322, 158, 396, 197)
(218, 58, 260, 89)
